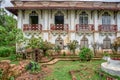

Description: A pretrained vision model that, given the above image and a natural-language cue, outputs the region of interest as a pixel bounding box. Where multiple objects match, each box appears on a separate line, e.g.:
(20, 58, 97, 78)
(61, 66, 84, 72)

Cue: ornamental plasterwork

(100, 33, 115, 36)
(24, 32, 42, 37)
(93, 2, 102, 7)
(77, 33, 92, 36)
(41, 2, 50, 6)
(51, 31, 68, 36)
(69, 2, 77, 7)
(15, 1, 23, 6)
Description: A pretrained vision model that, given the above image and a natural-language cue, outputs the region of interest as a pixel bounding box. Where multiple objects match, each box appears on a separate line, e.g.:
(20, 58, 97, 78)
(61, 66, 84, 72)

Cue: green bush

(9, 54, 17, 61)
(0, 46, 16, 57)
(79, 47, 93, 61)
(25, 61, 41, 74)
(103, 52, 110, 57)
(63, 52, 66, 56)
(9, 76, 15, 80)
(0, 69, 3, 79)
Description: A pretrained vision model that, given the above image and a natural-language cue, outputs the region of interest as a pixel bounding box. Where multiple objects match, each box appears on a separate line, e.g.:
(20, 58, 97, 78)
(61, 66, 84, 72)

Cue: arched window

(80, 36, 88, 48)
(55, 35, 64, 49)
(29, 11, 38, 24)
(102, 12, 111, 25)
(103, 36, 111, 49)
(55, 11, 64, 24)
(79, 12, 88, 25)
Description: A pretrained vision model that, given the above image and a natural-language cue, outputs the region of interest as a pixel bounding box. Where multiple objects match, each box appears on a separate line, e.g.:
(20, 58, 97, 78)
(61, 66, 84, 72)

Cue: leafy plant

(54, 45, 61, 54)
(0, 69, 3, 79)
(103, 52, 110, 57)
(9, 54, 17, 61)
(27, 36, 42, 50)
(25, 61, 41, 74)
(63, 52, 66, 56)
(9, 76, 15, 80)
(0, 47, 10, 57)
(67, 40, 78, 55)
(79, 47, 93, 61)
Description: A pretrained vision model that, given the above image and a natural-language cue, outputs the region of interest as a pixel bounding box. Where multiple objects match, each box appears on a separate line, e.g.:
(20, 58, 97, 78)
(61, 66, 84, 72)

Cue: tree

(39, 40, 54, 56)
(26, 36, 43, 61)
(67, 40, 78, 55)
(0, 9, 17, 46)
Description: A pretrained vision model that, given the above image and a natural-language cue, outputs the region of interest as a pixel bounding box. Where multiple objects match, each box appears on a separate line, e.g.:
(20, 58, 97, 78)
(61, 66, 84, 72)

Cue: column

(17, 10, 22, 29)
(93, 10, 99, 42)
(70, 10, 75, 41)
(43, 10, 48, 41)
(117, 12, 120, 37)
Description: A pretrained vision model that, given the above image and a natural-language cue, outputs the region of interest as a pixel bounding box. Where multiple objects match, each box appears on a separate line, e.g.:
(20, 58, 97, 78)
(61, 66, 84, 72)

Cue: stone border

(101, 62, 120, 77)
(95, 69, 118, 80)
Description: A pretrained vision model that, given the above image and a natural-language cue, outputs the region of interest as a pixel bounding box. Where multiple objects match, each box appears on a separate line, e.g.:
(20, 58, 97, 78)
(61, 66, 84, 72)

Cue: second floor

(17, 10, 120, 33)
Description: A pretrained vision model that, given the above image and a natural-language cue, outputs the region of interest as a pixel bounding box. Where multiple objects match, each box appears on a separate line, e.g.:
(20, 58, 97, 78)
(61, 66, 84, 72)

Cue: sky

(1, 0, 120, 8)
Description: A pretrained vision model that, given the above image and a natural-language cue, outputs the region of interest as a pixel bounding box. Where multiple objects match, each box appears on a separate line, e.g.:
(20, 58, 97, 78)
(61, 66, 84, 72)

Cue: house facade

(6, 0, 120, 53)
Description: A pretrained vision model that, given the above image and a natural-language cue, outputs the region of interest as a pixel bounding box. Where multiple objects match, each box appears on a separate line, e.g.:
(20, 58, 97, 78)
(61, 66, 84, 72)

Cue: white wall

(21, 9, 119, 50)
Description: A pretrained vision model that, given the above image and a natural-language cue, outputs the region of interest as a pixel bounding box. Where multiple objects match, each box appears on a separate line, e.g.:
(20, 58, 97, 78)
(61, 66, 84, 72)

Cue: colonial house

(6, 0, 120, 54)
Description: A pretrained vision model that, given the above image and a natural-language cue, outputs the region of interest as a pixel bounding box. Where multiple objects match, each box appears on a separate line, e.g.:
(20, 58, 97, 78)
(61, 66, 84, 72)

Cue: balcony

(76, 24, 94, 33)
(23, 24, 42, 32)
(50, 24, 69, 35)
(98, 25, 117, 32)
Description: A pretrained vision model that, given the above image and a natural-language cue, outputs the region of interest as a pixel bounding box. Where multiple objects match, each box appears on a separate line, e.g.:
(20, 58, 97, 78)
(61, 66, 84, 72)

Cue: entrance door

(55, 16, 64, 24)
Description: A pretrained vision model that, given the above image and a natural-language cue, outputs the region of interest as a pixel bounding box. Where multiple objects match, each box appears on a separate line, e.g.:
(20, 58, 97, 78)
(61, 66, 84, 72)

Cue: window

(29, 11, 38, 24)
(55, 11, 64, 24)
(102, 12, 111, 25)
(79, 12, 88, 25)
(103, 36, 111, 49)
(55, 35, 64, 49)
(80, 36, 88, 48)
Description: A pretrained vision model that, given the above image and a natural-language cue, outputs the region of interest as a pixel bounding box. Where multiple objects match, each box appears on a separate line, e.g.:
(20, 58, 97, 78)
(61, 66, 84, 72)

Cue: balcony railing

(23, 24, 42, 32)
(50, 24, 69, 31)
(98, 25, 117, 32)
(76, 24, 94, 32)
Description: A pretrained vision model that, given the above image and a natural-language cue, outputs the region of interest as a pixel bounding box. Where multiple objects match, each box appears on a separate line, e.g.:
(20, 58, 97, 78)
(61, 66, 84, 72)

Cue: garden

(0, 9, 120, 80)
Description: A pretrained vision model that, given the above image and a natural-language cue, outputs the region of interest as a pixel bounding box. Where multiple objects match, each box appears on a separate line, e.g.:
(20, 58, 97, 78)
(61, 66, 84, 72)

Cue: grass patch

(45, 60, 105, 80)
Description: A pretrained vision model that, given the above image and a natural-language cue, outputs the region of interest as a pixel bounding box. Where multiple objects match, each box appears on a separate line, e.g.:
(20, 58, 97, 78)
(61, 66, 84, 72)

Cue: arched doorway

(55, 35, 64, 49)
(102, 12, 111, 31)
(79, 11, 88, 25)
(80, 35, 88, 48)
(29, 11, 38, 24)
(55, 11, 64, 25)
(103, 36, 111, 49)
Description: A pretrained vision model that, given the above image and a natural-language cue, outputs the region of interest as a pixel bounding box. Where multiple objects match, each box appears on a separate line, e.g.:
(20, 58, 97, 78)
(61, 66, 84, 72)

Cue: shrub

(9, 76, 15, 80)
(67, 40, 78, 55)
(9, 54, 17, 61)
(25, 61, 40, 74)
(103, 52, 110, 57)
(63, 52, 66, 56)
(79, 47, 93, 61)
(0, 69, 3, 79)
(0, 47, 10, 57)
(0, 46, 16, 57)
